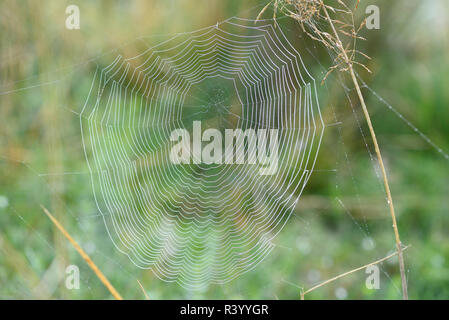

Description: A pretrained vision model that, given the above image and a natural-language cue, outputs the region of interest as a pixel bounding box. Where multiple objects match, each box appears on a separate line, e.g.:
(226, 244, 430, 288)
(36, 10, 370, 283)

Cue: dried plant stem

(41, 205, 123, 300)
(320, 2, 408, 300)
(137, 280, 150, 300)
(300, 245, 410, 299)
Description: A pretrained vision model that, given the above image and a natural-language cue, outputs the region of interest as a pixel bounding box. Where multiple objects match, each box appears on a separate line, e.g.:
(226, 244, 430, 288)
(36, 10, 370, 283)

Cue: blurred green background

(0, 0, 448, 299)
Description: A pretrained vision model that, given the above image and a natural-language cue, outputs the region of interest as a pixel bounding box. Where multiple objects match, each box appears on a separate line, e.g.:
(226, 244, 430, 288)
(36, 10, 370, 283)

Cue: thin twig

(300, 246, 410, 299)
(319, 2, 408, 299)
(256, 1, 273, 22)
(260, 0, 408, 299)
(137, 279, 150, 300)
(41, 205, 123, 300)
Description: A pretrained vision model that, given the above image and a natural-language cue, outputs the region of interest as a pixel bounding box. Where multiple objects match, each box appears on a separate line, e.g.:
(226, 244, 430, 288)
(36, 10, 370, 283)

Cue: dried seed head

(258, 0, 371, 82)
(283, 0, 322, 24)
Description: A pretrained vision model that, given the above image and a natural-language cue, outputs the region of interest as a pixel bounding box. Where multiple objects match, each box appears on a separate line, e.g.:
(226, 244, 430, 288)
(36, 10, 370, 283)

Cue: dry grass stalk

(137, 279, 150, 300)
(258, 0, 408, 299)
(257, 0, 371, 83)
(41, 205, 123, 300)
(300, 246, 410, 299)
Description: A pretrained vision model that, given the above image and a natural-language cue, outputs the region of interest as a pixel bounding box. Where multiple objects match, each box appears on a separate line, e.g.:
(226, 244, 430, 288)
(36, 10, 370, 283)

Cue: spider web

(1, 2, 448, 298)
(79, 17, 324, 289)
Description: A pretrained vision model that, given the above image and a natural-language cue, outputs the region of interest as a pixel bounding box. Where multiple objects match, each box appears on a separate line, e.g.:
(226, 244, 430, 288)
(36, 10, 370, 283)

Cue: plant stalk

(321, 2, 408, 299)
(41, 206, 123, 300)
(301, 246, 410, 299)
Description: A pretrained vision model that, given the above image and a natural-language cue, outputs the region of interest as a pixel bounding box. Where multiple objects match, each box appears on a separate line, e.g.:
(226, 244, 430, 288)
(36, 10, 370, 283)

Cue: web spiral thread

(80, 17, 324, 289)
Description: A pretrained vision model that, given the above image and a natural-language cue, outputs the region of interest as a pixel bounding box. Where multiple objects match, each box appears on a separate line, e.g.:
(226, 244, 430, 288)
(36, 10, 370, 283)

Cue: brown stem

(41, 206, 123, 300)
(302, 246, 410, 299)
(320, 2, 408, 299)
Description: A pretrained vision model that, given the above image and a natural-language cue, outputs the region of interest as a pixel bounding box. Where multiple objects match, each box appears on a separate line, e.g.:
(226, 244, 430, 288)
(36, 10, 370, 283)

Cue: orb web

(80, 17, 324, 289)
